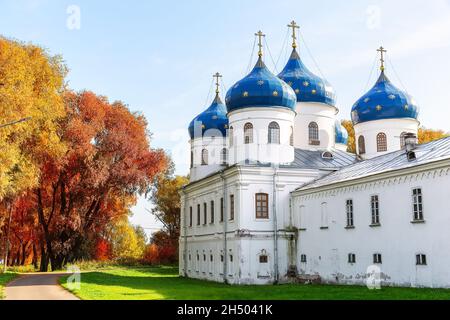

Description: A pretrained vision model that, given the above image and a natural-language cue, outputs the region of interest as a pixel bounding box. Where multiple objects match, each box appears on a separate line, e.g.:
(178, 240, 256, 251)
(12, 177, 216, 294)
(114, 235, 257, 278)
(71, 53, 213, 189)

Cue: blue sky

(2, 0, 450, 235)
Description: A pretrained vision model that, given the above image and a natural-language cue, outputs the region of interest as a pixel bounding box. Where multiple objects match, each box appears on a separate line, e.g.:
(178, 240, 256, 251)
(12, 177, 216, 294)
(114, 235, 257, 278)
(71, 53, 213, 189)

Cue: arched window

(268, 122, 280, 144)
(308, 122, 319, 145)
(377, 132, 387, 152)
(190, 151, 194, 168)
(221, 148, 228, 165)
(290, 126, 294, 146)
(400, 132, 407, 149)
(201, 149, 208, 165)
(244, 123, 253, 144)
(229, 126, 234, 146)
(358, 135, 366, 155)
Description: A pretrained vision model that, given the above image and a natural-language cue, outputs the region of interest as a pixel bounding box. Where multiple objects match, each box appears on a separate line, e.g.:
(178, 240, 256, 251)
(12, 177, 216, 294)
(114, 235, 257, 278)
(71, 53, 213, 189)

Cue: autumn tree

(34, 91, 167, 271)
(418, 127, 449, 144)
(150, 173, 188, 243)
(341, 120, 356, 153)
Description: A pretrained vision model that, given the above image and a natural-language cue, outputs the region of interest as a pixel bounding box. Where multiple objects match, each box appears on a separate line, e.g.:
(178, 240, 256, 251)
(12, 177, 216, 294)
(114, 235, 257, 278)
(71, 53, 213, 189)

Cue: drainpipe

(220, 172, 228, 284)
(181, 188, 188, 277)
(272, 164, 279, 284)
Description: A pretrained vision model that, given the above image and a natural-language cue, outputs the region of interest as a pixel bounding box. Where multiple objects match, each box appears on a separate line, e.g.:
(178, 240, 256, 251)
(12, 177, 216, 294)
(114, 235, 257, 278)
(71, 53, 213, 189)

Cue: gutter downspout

(181, 188, 188, 277)
(272, 164, 279, 284)
(220, 171, 228, 284)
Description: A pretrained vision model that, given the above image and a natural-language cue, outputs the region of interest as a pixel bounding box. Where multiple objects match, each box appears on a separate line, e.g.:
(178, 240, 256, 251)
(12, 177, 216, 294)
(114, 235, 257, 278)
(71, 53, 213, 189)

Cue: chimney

(404, 133, 418, 152)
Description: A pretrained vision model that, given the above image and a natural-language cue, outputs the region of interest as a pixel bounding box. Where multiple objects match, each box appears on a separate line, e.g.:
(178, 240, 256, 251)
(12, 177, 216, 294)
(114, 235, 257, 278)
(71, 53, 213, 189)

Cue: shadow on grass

(62, 267, 450, 300)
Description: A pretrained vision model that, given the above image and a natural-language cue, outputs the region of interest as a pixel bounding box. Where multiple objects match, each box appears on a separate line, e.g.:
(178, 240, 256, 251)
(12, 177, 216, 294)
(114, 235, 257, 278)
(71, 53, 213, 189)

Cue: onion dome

(225, 31, 296, 113)
(351, 47, 419, 125)
(188, 80, 228, 140)
(335, 120, 348, 145)
(351, 71, 419, 125)
(278, 48, 336, 107)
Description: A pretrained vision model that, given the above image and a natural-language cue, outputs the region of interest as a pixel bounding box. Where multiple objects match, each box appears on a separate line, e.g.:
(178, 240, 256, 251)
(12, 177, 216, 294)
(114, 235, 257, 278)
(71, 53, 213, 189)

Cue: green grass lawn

(60, 266, 450, 300)
(0, 272, 18, 299)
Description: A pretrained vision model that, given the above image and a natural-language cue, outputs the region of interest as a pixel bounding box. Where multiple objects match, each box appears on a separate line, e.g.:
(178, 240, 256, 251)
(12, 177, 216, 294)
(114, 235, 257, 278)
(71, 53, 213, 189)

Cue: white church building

(179, 22, 450, 288)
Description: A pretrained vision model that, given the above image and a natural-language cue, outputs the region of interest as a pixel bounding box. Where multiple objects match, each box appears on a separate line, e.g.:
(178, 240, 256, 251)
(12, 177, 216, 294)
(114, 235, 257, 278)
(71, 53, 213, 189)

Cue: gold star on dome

(257, 80, 264, 86)
(364, 98, 370, 103)
(273, 91, 279, 96)
(303, 81, 309, 87)
(404, 104, 409, 110)
(242, 91, 249, 97)
(224, 124, 228, 129)
(311, 89, 317, 94)
(295, 89, 300, 94)
(388, 94, 396, 100)
(201, 124, 206, 129)
(376, 105, 382, 111)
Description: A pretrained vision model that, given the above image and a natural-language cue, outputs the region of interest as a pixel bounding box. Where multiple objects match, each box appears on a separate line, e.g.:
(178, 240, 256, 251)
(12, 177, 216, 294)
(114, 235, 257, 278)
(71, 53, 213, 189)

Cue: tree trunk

(32, 243, 38, 269)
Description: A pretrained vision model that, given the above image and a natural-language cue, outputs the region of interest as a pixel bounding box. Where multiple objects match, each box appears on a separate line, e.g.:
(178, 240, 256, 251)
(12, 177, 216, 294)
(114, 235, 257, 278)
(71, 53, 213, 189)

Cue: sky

(2, 0, 450, 237)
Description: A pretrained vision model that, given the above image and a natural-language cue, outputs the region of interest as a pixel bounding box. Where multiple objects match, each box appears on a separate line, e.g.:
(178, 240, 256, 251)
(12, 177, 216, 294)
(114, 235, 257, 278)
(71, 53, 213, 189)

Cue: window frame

(346, 199, 354, 228)
(229, 194, 234, 221)
(221, 148, 228, 165)
(416, 254, 427, 266)
(189, 206, 193, 227)
(412, 187, 424, 222)
(370, 195, 380, 226)
(348, 253, 356, 264)
(197, 204, 201, 226)
(268, 122, 280, 144)
(203, 202, 207, 225)
(373, 253, 382, 264)
(308, 122, 319, 144)
(300, 254, 307, 263)
(244, 122, 254, 144)
(220, 197, 224, 222)
(201, 148, 208, 166)
(358, 135, 366, 155)
(210, 200, 215, 224)
(376, 132, 387, 152)
(255, 193, 269, 219)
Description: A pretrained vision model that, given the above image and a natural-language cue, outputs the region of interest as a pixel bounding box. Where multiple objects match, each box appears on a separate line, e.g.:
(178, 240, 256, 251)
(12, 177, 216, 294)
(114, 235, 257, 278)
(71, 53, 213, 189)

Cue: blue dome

(335, 120, 348, 145)
(188, 94, 228, 139)
(278, 49, 336, 107)
(351, 71, 419, 125)
(225, 57, 296, 113)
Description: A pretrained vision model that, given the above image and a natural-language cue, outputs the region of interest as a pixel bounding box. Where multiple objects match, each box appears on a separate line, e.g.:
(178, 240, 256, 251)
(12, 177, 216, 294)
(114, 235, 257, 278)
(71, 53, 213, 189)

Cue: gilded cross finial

(255, 30, 266, 57)
(213, 72, 222, 94)
(377, 46, 387, 71)
(288, 20, 300, 49)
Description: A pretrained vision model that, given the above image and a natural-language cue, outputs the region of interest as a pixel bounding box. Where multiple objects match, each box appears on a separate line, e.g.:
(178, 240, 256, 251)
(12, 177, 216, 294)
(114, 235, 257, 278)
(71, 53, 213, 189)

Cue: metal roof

(296, 136, 450, 192)
(280, 148, 357, 170)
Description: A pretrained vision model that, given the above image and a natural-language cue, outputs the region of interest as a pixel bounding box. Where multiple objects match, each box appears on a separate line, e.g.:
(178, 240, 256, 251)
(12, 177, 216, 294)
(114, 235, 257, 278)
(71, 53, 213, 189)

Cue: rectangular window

(300, 254, 307, 263)
(220, 255, 224, 262)
(210, 200, 215, 224)
(220, 198, 224, 222)
(189, 206, 193, 227)
(203, 203, 207, 225)
(230, 195, 234, 221)
(346, 199, 354, 227)
(412, 188, 424, 221)
(259, 255, 268, 263)
(255, 193, 269, 219)
(348, 253, 356, 264)
(373, 253, 382, 264)
(371, 195, 380, 225)
(416, 254, 427, 265)
(197, 204, 201, 225)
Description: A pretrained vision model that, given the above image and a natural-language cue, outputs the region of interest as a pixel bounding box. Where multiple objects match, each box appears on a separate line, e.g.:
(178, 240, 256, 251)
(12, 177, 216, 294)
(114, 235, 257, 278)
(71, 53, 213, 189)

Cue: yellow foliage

(418, 127, 449, 144)
(0, 37, 67, 200)
(341, 120, 356, 153)
(109, 217, 146, 260)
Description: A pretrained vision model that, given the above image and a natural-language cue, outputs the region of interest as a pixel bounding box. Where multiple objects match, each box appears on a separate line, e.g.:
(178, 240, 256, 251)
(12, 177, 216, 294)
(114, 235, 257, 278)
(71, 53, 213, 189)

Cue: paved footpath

(5, 273, 79, 300)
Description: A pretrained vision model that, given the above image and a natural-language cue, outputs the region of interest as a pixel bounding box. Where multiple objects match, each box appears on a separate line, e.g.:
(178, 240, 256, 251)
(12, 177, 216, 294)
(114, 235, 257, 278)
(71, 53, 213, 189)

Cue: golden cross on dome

(255, 30, 266, 57)
(213, 72, 222, 94)
(377, 46, 387, 71)
(288, 20, 300, 49)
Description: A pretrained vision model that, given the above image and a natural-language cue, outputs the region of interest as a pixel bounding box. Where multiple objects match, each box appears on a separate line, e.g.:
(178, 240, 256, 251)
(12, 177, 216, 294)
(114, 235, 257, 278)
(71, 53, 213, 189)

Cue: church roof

(188, 93, 228, 139)
(295, 136, 450, 192)
(278, 49, 336, 107)
(351, 70, 419, 125)
(225, 57, 296, 113)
